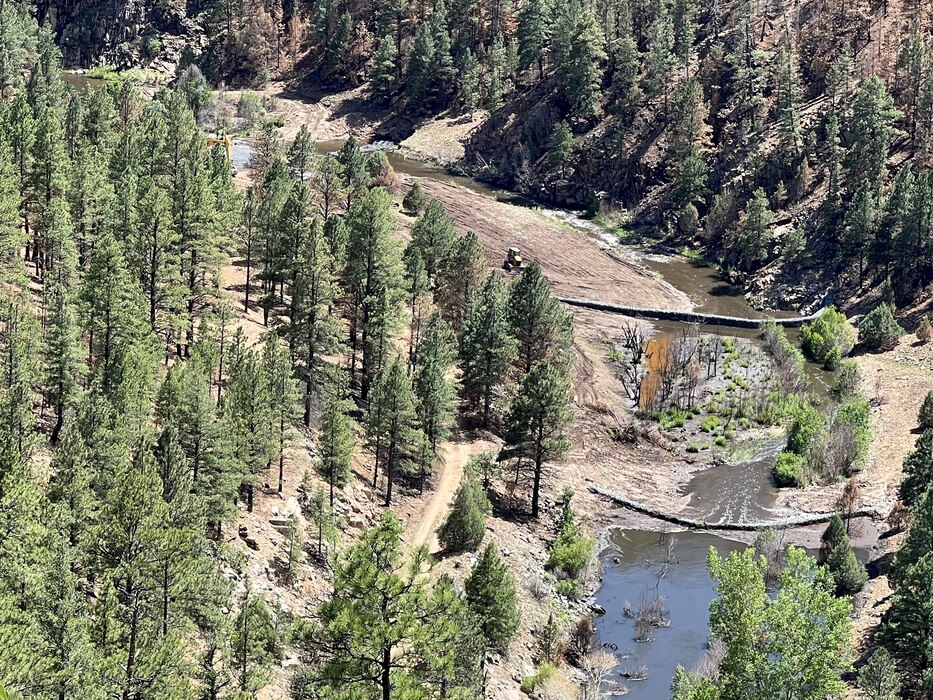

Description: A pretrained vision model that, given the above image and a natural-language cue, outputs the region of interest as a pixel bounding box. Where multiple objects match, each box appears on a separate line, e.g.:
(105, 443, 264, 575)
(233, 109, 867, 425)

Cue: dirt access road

(409, 437, 499, 552)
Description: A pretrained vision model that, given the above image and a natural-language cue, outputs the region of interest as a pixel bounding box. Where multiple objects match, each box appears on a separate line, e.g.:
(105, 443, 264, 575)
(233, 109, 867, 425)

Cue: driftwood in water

(589, 485, 880, 531)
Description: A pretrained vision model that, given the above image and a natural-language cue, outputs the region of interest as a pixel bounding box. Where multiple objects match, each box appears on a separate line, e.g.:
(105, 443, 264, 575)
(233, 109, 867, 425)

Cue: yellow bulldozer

(503, 247, 525, 273)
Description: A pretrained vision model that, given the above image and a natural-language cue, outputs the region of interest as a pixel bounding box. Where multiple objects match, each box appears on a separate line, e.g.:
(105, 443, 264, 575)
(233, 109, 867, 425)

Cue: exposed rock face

(36, 0, 199, 69)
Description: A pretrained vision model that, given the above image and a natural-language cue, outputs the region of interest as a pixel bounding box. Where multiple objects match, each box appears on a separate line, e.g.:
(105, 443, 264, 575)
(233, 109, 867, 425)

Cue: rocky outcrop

(36, 0, 200, 69)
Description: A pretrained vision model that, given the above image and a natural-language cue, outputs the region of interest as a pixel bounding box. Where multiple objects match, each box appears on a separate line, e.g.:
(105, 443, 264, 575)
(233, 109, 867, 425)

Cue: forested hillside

(0, 3, 595, 697)
(30, 0, 933, 313)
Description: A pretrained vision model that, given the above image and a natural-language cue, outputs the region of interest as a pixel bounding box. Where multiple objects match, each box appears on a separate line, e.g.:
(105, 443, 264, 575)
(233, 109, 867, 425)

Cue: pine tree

(437, 465, 491, 552)
(407, 23, 437, 104)
(0, 140, 24, 285)
(459, 49, 481, 116)
(337, 137, 368, 210)
(775, 32, 803, 159)
(413, 311, 456, 457)
(404, 246, 431, 370)
(645, 1, 675, 111)
(410, 198, 457, 278)
(610, 9, 642, 114)
(518, 0, 551, 79)
(842, 181, 877, 281)
(671, 0, 696, 64)
(486, 32, 507, 110)
(344, 186, 402, 398)
(231, 586, 281, 694)
(507, 262, 573, 376)
(43, 282, 83, 443)
(366, 355, 421, 506)
(372, 35, 398, 102)
(878, 552, 933, 692)
(316, 376, 356, 506)
(725, 188, 773, 272)
(845, 76, 902, 189)
(858, 648, 901, 700)
(819, 514, 866, 595)
(552, 0, 606, 119)
(80, 233, 149, 387)
(224, 333, 275, 511)
(402, 181, 427, 215)
(464, 543, 520, 652)
(294, 512, 482, 699)
(293, 216, 341, 425)
(435, 229, 486, 334)
(549, 121, 574, 178)
(728, 1, 768, 131)
(461, 273, 515, 426)
(500, 361, 572, 518)
(0, 296, 39, 462)
(261, 333, 300, 495)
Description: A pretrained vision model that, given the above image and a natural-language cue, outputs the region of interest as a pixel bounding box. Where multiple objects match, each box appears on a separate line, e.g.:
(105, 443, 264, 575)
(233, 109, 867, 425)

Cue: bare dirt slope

(410, 176, 691, 310)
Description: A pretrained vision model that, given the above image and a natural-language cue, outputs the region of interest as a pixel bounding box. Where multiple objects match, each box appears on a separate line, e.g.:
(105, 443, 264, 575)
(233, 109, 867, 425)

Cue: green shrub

(918, 314, 933, 344)
(835, 398, 872, 471)
(660, 407, 688, 429)
(521, 663, 557, 694)
(555, 578, 581, 599)
(800, 306, 855, 367)
(546, 494, 595, 580)
(919, 390, 933, 430)
(437, 467, 491, 553)
(403, 182, 426, 214)
(859, 303, 903, 351)
(830, 360, 862, 402)
(686, 442, 700, 453)
(786, 403, 826, 455)
(773, 451, 805, 487)
(237, 91, 264, 125)
(700, 415, 721, 433)
(715, 435, 727, 447)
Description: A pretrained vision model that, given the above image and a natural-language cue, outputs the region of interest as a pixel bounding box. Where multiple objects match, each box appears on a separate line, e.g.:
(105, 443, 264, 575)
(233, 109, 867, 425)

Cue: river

(234, 135, 862, 695)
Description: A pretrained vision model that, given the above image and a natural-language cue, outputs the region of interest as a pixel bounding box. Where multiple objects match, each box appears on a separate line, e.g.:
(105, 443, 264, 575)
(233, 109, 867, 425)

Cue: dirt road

(409, 437, 498, 552)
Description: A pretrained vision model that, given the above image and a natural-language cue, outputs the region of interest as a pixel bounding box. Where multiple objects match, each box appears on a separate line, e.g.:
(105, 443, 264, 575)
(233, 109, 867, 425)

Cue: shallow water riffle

(594, 529, 746, 700)
(682, 437, 785, 525)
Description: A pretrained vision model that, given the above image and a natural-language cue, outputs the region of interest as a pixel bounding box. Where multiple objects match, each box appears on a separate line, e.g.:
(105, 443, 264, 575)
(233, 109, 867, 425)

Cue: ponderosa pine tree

(413, 311, 456, 457)
(366, 355, 422, 506)
(461, 273, 515, 427)
(845, 76, 902, 189)
(404, 245, 431, 370)
(518, 0, 551, 79)
(552, 0, 606, 119)
(316, 375, 356, 506)
(434, 229, 486, 334)
(464, 543, 520, 652)
(344, 186, 402, 398)
(437, 463, 491, 552)
(500, 361, 572, 518)
(297, 513, 482, 698)
(507, 262, 572, 376)
(231, 585, 281, 695)
(261, 332, 300, 495)
(410, 198, 456, 278)
(372, 35, 398, 102)
(293, 216, 341, 425)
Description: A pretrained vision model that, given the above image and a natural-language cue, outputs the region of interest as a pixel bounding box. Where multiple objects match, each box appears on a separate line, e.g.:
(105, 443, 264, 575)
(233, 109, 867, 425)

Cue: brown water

(595, 529, 746, 700)
(62, 72, 106, 92)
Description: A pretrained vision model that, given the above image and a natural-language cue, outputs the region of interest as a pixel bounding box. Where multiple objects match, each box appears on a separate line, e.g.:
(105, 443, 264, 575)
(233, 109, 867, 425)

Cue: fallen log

(558, 298, 826, 329)
(588, 485, 881, 531)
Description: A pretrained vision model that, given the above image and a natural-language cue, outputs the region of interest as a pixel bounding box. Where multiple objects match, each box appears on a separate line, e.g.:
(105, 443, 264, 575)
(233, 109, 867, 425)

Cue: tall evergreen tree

(461, 273, 515, 427)
(500, 361, 572, 518)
